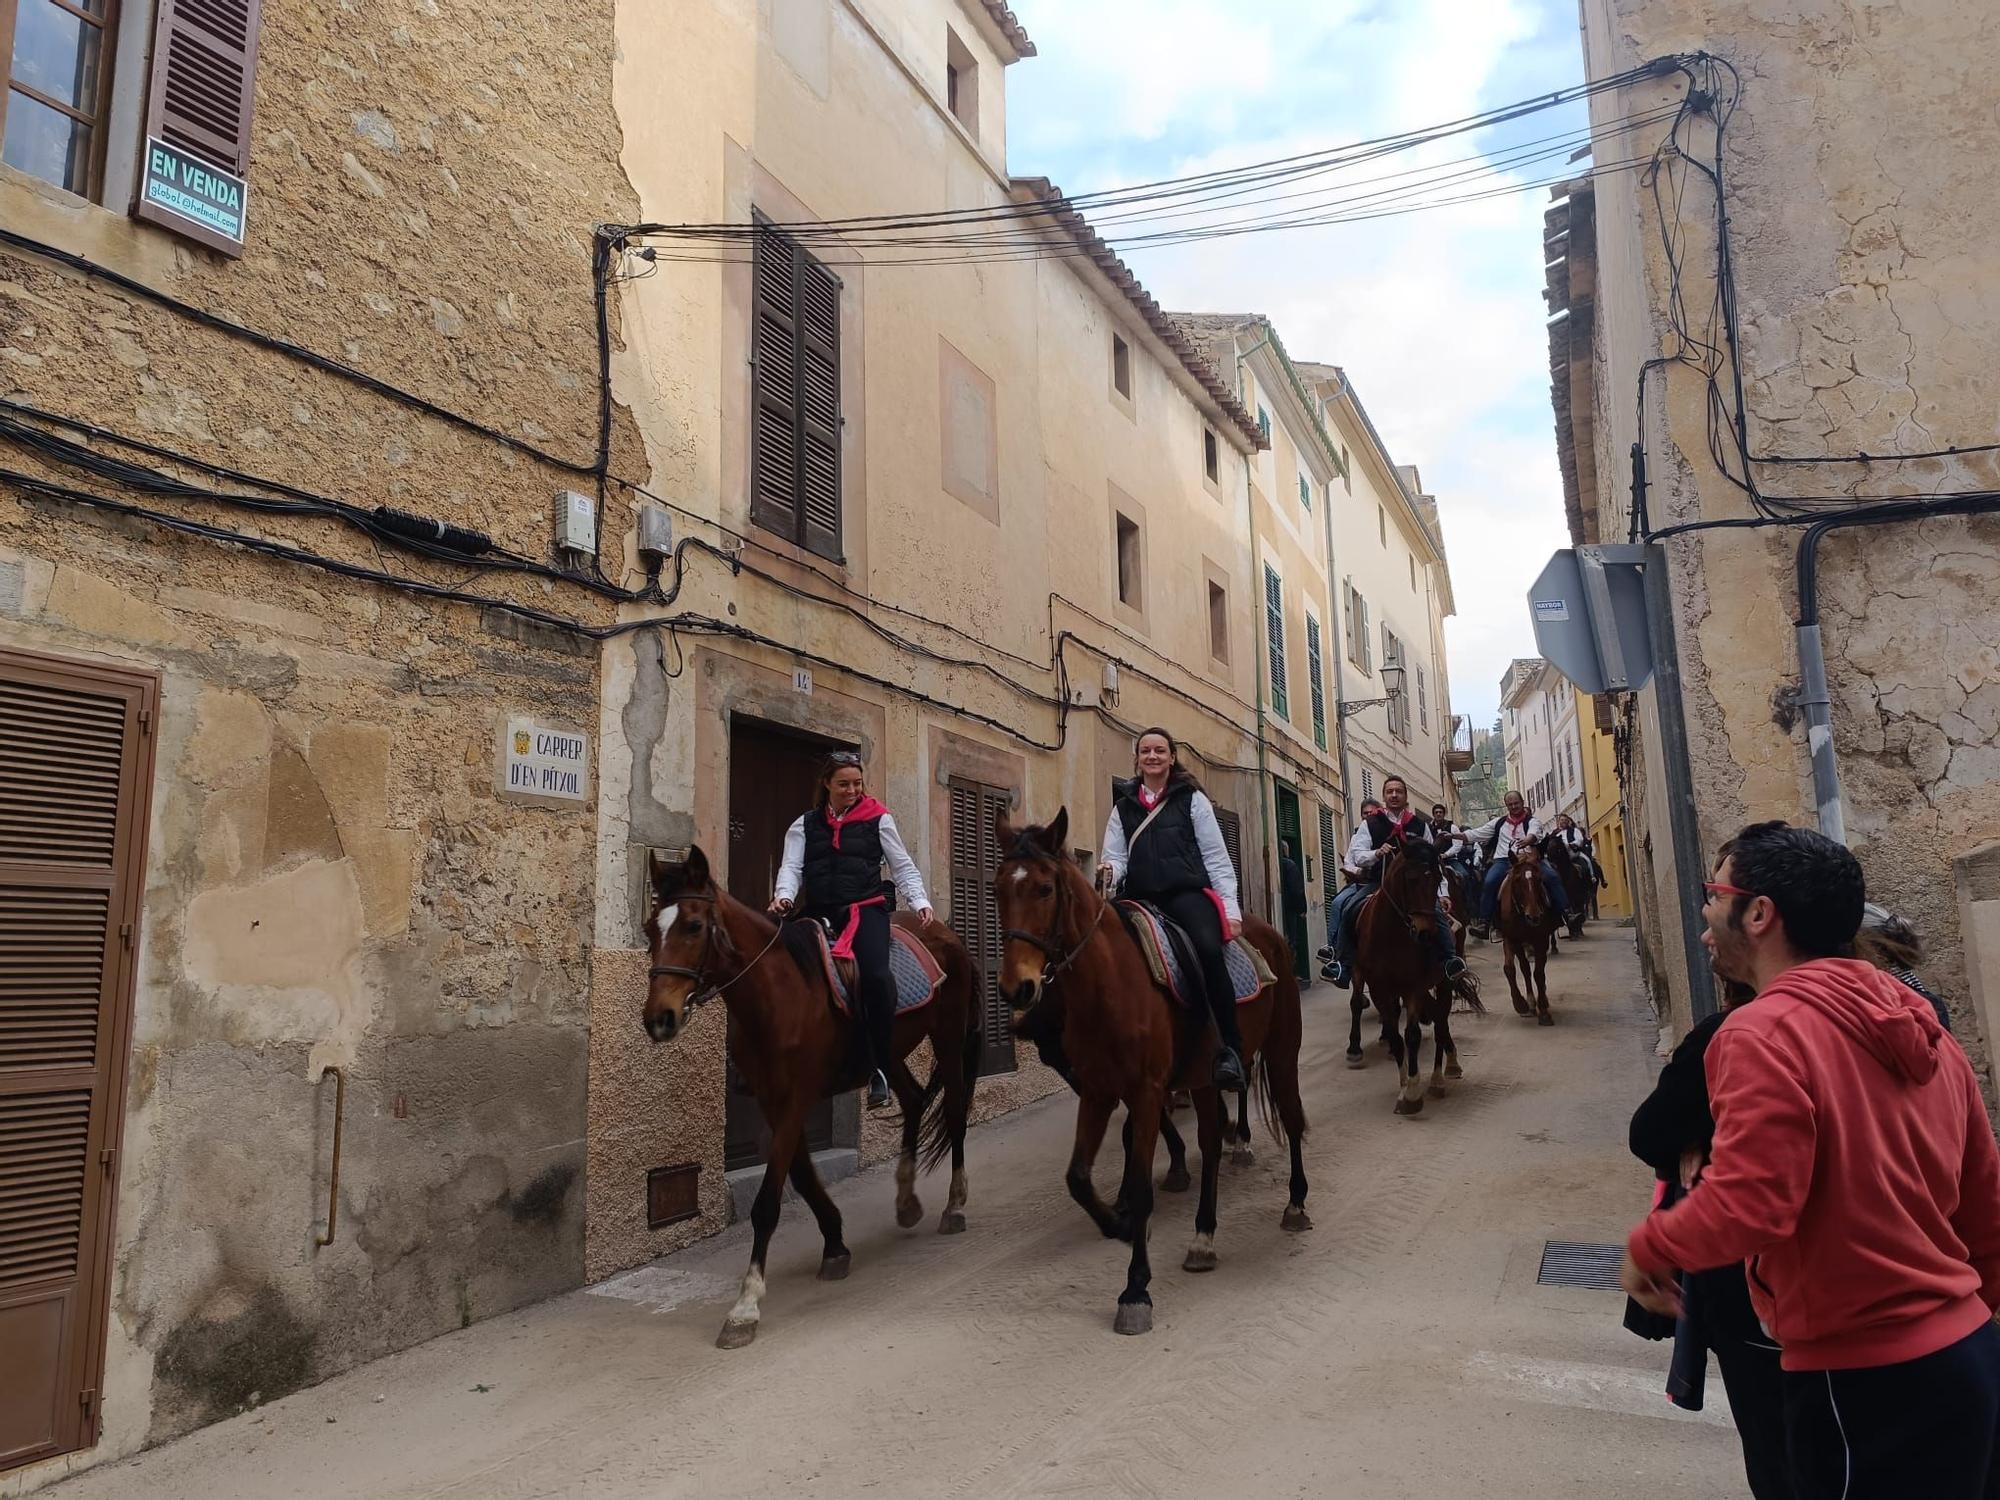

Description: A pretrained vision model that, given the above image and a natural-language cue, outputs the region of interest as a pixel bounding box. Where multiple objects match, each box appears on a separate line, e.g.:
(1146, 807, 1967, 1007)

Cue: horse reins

(648, 890, 786, 1007)
(1001, 848, 1109, 985)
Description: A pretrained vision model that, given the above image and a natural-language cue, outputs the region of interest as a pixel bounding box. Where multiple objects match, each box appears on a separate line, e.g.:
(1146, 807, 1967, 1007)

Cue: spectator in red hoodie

(1621, 821, 2000, 1499)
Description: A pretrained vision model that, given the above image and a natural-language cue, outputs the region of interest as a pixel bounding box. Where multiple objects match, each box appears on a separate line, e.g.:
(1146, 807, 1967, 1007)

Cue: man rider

(1431, 802, 1475, 886)
(1464, 790, 1570, 940)
(1316, 775, 1466, 989)
(1552, 813, 1607, 889)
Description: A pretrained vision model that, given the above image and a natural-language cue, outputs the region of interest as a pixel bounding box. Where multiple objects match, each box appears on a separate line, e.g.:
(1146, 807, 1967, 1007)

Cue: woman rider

(771, 750, 933, 1109)
(1097, 728, 1248, 1091)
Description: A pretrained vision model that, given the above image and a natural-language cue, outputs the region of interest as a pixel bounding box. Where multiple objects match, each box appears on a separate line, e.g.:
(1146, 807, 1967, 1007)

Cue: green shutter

(1263, 564, 1287, 720)
(1306, 614, 1327, 751)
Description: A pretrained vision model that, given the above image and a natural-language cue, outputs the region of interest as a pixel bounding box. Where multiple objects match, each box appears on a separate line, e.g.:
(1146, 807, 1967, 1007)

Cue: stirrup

(1212, 1047, 1247, 1090)
(866, 1069, 891, 1108)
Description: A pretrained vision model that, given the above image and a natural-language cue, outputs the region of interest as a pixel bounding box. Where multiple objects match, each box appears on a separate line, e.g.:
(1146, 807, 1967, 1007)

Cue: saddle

(1112, 900, 1273, 1010)
(776, 917, 945, 1019)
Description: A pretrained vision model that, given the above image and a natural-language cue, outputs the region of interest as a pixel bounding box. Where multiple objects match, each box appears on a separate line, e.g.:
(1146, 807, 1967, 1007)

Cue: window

(751, 221, 843, 560)
(1257, 405, 1271, 442)
(1343, 582, 1373, 673)
(1317, 803, 1339, 911)
(1409, 553, 1417, 590)
(948, 776, 1015, 1075)
(1305, 612, 1327, 751)
(3, 0, 118, 197)
(944, 27, 978, 132)
(1342, 444, 1352, 493)
(1378, 505, 1388, 546)
(1264, 563, 1288, 720)
(1111, 332, 1131, 399)
(1202, 426, 1219, 483)
(1207, 579, 1229, 663)
(1114, 511, 1142, 609)
(1211, 805, 1244, 889)
(1298, 473, 1311, 511)
(1361, 766, 1375, 803)
(1383, 628, 1409, 741)
(1417, 664, 1429, 733)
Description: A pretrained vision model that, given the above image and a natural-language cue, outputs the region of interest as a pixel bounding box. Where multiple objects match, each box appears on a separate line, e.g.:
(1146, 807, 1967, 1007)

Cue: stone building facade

(1547, 1, 2000, 1062)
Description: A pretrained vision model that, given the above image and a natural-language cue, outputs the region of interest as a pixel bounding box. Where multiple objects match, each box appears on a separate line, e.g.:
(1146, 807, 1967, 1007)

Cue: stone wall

(0, 0, 643, 1483)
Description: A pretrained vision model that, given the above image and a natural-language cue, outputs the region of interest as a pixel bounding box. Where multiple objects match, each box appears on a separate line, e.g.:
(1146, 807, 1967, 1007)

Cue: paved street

(44, 927, 1745, 1499)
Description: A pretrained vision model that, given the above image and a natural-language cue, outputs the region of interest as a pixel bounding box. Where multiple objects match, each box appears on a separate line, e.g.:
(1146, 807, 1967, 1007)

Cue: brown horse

(1543, 836, 1589, 940)
(1350, 838, 1465, 1115)
(1497, 843, 1563, 1024)
(995, 810, 1309, 1336)
(641, 846, 979, 1349)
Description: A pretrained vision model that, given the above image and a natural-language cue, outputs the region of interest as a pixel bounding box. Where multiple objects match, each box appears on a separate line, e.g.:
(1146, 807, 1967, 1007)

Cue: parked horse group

(638, 808, 1589, 1345)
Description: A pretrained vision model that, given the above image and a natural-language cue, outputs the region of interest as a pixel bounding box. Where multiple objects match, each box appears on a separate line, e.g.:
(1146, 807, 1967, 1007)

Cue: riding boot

(1211, 1005, 1248, 1091)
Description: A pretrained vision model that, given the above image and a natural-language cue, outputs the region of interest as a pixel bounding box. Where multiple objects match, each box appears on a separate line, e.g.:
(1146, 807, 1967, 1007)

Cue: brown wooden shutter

(0, 650, 155, 1470)
(133, 0, 264, 256)
(948, 779, 1013, 1077)
(749, 222, 842, 561)
(1211, 806, 1243, 891)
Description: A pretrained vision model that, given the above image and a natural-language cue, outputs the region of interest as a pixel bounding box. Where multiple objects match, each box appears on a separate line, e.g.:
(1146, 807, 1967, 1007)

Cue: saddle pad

(810, 922, 945, 1018)
(1116, 901, 1271, 1009)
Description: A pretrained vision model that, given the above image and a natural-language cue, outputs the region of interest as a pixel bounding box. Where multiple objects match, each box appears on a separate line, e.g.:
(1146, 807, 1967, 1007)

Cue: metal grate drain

(1537, 1241, 1625, 1291)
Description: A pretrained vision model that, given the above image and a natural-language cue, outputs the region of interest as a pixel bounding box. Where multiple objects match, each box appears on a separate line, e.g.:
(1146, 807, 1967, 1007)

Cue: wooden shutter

(1211, 806, 1243, 891)
(1263, 566, 1287, 720)
(0, 650, 155, 1470)
(1305, 614, 1327, 751)
(1316, 804, 1338, 909)
(948, 779, 1013, 1076)
(749, 222, 842, 561)
(1359, 596, 1373, 674)
(133, 0, 264, 255)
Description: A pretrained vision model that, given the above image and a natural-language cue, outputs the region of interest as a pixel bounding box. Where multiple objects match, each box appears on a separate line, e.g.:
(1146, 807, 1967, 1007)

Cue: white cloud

(1009, 0, 1582, 725)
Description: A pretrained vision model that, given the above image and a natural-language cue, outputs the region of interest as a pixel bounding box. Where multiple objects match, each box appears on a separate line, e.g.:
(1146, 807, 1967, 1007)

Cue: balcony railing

(1444, 714, 1475, 774)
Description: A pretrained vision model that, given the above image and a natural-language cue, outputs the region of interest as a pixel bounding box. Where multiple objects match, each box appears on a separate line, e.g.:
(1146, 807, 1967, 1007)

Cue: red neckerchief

(824, 795, 887, 850)
(1505, 810, 1531, 828)
(1381, 807, 1416, 842)
(1135, 782, 1166, 809)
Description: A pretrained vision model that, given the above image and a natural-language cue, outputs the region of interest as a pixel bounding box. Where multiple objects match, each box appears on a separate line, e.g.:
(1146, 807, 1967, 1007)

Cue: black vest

(1114, 778, 1209, 899)
(802, 807, 888, 911)
(1365, 808, 1431, 849)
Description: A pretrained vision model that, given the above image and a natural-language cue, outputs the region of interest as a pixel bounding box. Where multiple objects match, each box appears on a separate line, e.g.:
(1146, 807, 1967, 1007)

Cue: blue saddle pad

(1117, 902, 1268, 1008)
(809, 923, 944, 1016)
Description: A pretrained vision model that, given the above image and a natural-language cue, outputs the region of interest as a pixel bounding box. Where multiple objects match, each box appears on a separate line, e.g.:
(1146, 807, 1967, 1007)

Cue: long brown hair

(1131, 727, 1203, 796)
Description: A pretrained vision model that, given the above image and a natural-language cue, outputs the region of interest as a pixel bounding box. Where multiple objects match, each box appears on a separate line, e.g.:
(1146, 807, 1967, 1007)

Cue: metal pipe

(1643, 545, 1719, 1022)
(315, 1065, 346, 1248)
(1235, 335, 1277, 918)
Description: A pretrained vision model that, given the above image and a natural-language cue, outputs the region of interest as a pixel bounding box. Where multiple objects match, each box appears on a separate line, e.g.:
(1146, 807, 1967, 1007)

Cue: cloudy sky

(1006, 0, 1585, 728)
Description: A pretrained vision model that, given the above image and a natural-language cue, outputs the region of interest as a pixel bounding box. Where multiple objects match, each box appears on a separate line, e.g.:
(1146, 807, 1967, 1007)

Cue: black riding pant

(1784, 1322, 2000, 1499)
(1151, 888, 1241, 1052)
(811, 902, 894, 1077)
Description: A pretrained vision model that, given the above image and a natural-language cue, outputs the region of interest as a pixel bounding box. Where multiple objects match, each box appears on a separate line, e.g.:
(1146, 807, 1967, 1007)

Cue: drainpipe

(1235, 332, 1276, 919)
(1320, 384, 1356, 831)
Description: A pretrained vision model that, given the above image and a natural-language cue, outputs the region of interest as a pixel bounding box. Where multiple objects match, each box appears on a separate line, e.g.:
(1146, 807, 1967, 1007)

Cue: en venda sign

(138, 137, 247, 252)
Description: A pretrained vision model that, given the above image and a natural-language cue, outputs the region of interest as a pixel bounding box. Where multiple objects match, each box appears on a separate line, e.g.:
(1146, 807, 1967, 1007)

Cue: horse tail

(1253, 980, 1308, 1148)
(918, 946, 981, 1174)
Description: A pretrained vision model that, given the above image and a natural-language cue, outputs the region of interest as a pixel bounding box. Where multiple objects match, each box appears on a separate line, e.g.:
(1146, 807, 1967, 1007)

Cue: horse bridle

(648, 888, 784, 1007)
(1000, 845, 1108, 985)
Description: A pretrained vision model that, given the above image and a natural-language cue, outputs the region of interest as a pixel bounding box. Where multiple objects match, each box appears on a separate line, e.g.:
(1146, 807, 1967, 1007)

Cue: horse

(641, 846, 980, 1350)
(1349, 838, 1466, 1115)
(1497, 841, 1563, 1025)
(1542, 836, 1589, 940)
(994, 810, 1309, 1337)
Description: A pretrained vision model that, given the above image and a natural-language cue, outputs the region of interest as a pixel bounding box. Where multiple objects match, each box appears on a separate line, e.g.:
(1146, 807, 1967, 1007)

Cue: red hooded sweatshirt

(1628, 957, 2000, 1372)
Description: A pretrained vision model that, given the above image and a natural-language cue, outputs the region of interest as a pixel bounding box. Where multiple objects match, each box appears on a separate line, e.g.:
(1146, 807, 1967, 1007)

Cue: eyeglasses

(825, 752, 863, 768)
(1703, 881, 1759, 901)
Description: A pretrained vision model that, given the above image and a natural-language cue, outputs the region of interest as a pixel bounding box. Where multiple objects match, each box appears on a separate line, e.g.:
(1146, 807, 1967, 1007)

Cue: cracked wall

(1578, 0, 2000, 1078)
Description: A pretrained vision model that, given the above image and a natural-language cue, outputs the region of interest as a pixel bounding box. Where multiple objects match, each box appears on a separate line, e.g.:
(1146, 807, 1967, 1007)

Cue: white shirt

(774, 810, 933, 911)
(1345, 809, 1428, 874)
(1101, 788, 1242, 925)
(1463, 812, 1542, 861)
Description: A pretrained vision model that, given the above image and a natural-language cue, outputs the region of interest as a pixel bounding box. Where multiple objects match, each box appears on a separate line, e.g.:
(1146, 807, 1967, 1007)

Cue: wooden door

(723, 718, 849, 1171)
(947, 778, 1013, 1076)
(0, 649, 155, 1472)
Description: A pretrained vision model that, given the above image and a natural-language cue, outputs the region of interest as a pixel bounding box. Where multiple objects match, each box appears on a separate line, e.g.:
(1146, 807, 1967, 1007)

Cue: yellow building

(1579, 693, 1633, 919)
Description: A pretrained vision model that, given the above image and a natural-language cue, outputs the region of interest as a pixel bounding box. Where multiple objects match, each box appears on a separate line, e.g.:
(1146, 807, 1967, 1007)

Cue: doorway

(723, 716, 853, 1172)
(1272, 783, 1310, 980)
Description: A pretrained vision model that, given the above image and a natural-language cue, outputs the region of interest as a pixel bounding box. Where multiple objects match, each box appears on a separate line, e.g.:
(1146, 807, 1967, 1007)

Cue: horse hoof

(1230, 1145, 1255, 1168)
(1394, 1096, 1424, 1116)
(938, 1211, 967, 1236)
(1537, 1011, 1555, 1027)
(1445, 1060, 1464, 1079)
(817, 1252, 852, 1281)
(1428, 1081, 1447, 1099)
(716, 1319, 759, 1350)
(1162, 1165, 1191, 1193)
(1183, 1246, 1219, 1273)
(1113, 1302, 1154, 1336)
(1281, 1205, 1314, 1233)
(895, 1198, 924, 1230)
(1345, 1051, 1366, 1070)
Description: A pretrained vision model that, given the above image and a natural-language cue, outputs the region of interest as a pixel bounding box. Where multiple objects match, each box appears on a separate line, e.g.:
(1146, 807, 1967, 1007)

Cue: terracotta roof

(976, 1, 1036, 58)
(1012, 181, 1264, 450)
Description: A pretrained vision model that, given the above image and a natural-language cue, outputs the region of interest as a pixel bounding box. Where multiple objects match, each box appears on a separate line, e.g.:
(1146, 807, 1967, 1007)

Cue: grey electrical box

(636, 505, 673, 567)
(555, 489, 597, 558)
(1529, 544, 1654, 694)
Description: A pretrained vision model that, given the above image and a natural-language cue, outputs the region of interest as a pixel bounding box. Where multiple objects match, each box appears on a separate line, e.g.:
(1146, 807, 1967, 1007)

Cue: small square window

(945, 29, 979, 132)
(1115, 512, 1142, 609)
(1299, 474, 1312, 510)
(1208, 580, 1229, 663)
(1112, 332, 1131, 399)
(1257, 405, 1271, 441)
(1203, 427, 1219, 483)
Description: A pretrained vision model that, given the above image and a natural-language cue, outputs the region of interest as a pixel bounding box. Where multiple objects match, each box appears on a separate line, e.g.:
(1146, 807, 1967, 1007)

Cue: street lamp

(1337, 662, 1406, 719)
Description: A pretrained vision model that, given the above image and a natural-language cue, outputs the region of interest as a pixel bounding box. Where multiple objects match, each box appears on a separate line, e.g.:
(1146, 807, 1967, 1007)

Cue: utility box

(555, 489, 597, 559)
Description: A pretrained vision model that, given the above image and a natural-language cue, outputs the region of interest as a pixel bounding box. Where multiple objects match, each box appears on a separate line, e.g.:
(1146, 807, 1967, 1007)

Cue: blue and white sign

(139, 137, 247, 251)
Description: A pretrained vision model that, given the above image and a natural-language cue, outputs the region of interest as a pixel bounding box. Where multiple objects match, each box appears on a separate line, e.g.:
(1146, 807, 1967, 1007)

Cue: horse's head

(642, 844, 736, 1044)
(1382, 836, 1442, 932)
(992, 806, 1072, 1013)
(1507, 841, 1548, 916)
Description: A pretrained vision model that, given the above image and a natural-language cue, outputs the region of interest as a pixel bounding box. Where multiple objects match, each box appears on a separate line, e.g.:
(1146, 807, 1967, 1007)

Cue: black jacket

(1279, 856, 1306, 917)
(1114, 776, 1209, 900)
(802, 806, 889, 910)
